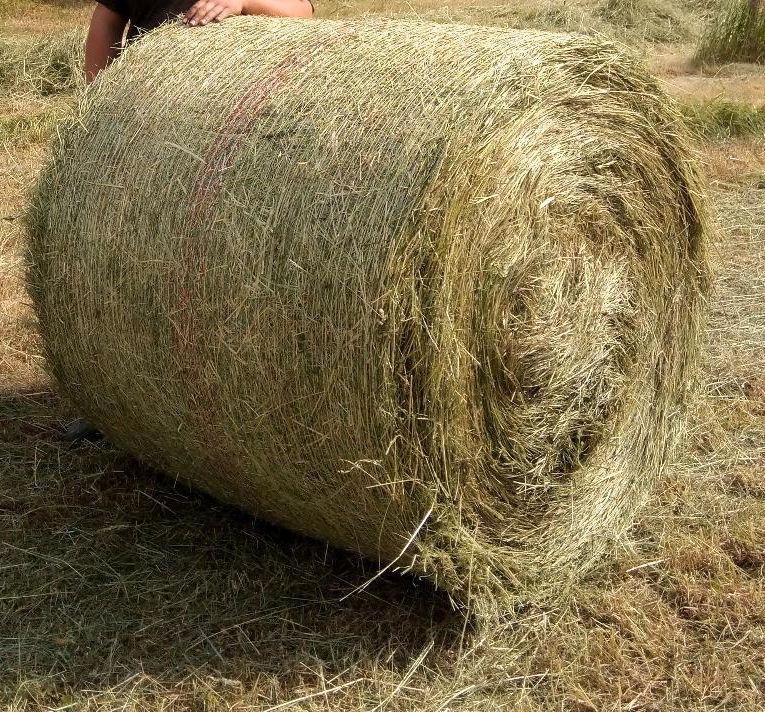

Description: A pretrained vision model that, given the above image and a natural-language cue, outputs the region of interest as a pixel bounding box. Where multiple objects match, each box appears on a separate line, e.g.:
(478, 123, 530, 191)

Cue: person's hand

(184, 0, 244, 25)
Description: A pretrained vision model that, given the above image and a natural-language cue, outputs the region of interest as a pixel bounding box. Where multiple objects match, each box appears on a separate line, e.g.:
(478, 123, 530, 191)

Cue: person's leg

(84, 3, 128, 83)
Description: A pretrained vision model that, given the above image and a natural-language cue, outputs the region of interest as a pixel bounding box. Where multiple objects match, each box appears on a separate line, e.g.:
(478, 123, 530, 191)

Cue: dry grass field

(1, 1, 764, 710)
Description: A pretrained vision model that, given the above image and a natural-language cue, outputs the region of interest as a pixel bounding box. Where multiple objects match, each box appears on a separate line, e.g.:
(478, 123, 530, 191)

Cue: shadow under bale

(0, 386, 459, 698)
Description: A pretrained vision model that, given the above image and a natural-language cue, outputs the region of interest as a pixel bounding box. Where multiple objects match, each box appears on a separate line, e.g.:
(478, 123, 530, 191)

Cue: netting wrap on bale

(28, 17, 708, 615)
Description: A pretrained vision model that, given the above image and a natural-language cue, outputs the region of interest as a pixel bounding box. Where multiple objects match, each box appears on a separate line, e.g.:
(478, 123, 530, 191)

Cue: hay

(0, 31, 85, 97)
(695, 0, 765, 64)
(27, 17, 709, 615)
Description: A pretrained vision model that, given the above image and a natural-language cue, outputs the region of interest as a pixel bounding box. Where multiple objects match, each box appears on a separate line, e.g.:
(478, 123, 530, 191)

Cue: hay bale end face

(27, 18, 708, 614)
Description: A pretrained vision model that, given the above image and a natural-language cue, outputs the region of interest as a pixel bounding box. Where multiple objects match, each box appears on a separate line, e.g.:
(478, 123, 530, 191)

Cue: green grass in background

(696, 0, 765, 64)
(682, 97, 765, 138)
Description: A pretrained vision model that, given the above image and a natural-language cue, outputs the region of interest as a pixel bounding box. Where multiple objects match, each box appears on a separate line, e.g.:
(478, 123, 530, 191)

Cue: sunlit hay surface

(0, 31, 84, 98)
(27, 17, 709, 616)
(695, 0, 765, 64)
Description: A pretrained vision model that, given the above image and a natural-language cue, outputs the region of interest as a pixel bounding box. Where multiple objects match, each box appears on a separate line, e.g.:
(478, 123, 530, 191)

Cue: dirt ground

(1, 1, 763, 710)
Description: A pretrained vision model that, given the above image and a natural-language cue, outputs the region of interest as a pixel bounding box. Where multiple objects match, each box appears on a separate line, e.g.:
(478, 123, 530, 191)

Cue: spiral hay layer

(27, 18, 708, 614)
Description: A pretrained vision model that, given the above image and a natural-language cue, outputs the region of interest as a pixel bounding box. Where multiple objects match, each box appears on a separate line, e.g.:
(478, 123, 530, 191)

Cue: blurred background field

(0, 1, 763, 710)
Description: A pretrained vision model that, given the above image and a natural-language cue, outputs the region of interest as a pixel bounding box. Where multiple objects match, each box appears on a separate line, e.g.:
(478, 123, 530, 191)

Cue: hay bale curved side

(27, 18, 709, 613)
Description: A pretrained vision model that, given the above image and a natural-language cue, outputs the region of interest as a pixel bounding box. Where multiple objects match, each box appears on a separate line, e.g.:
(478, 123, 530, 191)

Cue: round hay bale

(27, 17, 709, 614)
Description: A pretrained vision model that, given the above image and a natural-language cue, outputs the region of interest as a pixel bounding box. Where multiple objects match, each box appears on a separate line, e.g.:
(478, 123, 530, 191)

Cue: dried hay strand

(695, 0, 765, 65)
(27, 17, 709, 615)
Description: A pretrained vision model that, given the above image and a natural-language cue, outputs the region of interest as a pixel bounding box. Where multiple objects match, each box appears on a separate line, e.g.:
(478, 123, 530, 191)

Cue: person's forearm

(242, 0, 313, 17)
(85, 4, 128, 83)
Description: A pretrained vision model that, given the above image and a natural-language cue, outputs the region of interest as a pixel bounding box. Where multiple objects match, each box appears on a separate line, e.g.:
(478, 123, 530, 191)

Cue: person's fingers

(213, 6, 234, 21)
(185, 0, 211, 24)
(184, 1, 200, 22)
(193, 1, 215, 24)
(184, 1, 201, 24)
(200, 3, 224, 24)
